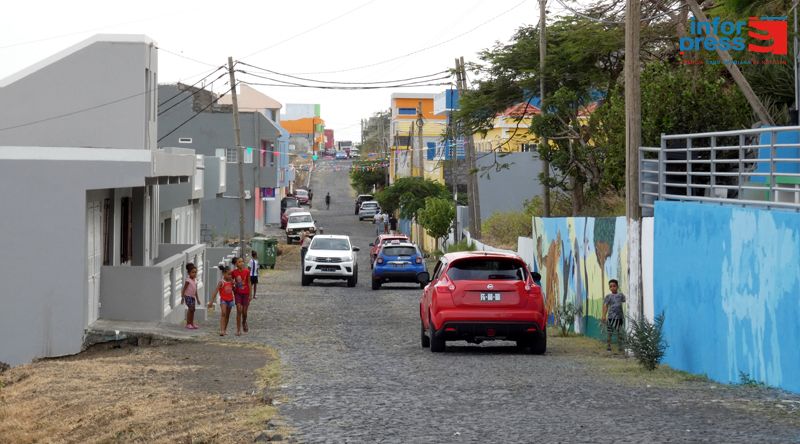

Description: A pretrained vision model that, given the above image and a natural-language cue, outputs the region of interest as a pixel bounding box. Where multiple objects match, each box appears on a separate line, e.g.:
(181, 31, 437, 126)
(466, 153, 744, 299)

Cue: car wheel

(347, 267, 358, 287)
(420, 319, 430, 348)
(530, 328, 547, 355)
(286, 236, 292, 244)
(301, 273, 312, 286)
(419, 281, 426, 289)
(371, 279, 381, 290)
(429, 315, 445, 353)
(270, 265, 275, 270)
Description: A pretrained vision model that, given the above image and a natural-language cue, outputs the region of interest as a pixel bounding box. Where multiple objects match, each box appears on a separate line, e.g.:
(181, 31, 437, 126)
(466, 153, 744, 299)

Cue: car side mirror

(417, 272, 430, 284)
(352, 247, 360, 251)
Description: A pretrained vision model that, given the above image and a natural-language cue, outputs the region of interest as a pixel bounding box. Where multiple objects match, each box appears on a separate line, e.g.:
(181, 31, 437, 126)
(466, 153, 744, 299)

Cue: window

(520, 143, 536, 152)
(394, 136, 411, 146)
(103, 199, 112, 266)
(120, 197, 133, 263)
(310, 238, 351, 251)
(215, 148, 225, 160)
(225, 147, 238, 163)
(288, 214, 313, 223)
(398, 107, 417, 115)
(446, 259, 527, 281)
(244, 147, 253, 164)
(381, 246, 417, 257)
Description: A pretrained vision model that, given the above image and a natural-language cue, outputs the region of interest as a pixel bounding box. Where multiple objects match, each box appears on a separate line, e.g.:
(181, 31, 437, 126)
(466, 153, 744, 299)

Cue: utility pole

(455, 57, 481, 238)
(228, 56, 246, 258)
(539, 0, 551, 217)
(417, 101, 424, 178)
(448, 101, 459, 243)
(624, 1, 643, 320)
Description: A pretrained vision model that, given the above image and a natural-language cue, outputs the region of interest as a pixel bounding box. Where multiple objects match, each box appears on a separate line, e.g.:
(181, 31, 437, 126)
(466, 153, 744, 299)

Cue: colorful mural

(654, 201, 800, 392)
(527, 217, 629, 339)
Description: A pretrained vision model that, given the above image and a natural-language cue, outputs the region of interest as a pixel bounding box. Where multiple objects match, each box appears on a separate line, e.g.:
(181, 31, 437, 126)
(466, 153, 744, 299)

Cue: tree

(375, 177, 450, 219)
(349, 160, 387, 194)
(417, 198, 456, 248)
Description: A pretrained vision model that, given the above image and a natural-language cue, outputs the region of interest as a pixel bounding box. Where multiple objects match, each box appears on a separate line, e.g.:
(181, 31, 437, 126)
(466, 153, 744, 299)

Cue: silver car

(358, 201, 381, 221)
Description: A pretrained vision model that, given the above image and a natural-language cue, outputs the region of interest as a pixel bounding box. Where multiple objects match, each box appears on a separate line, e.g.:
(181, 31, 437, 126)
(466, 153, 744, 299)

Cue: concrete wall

(0, 153, 150, 366)
(99, 265, 164, 321)
(654, 201, 800, 392)
(476, 152, 544, 221)
(0, 36, 157, 150)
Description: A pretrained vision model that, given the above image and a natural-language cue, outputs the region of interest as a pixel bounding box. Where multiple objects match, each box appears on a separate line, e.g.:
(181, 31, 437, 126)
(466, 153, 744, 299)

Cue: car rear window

(289, 215, 313, 223)
(382, 246, 417, 257)
(362, 202, 378, 208)
(446, 259, 527, 281)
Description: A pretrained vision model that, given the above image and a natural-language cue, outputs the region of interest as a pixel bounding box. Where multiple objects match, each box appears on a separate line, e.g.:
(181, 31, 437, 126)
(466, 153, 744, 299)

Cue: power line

(158, 71, 228, 116)
(236, 61, 449, 85)
(291, 0, 529, 75)
(158, 84, 236, 142)
(240, 0, 379, 60)
(237, 70, 452, 90)
(242, 81, 452, 90)
(156, 45, 221, 68)
(158, 65, 226, 107)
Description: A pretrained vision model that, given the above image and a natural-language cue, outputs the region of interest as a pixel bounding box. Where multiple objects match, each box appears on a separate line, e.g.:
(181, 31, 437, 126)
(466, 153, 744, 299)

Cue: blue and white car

(371, 241, 427, 290)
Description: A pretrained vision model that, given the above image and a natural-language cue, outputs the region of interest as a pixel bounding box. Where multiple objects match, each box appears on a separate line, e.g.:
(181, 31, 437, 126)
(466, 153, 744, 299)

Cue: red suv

(419, 252, 546, 354)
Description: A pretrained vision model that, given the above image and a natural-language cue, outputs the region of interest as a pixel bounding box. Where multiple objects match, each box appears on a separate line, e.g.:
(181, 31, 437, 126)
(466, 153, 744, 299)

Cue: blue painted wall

(654, 201, 800, 392)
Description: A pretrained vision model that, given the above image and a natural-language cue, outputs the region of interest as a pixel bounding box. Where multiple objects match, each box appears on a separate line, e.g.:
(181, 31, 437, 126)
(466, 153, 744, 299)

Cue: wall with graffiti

(654, 201, 800, 392)
(524, 217, 630, 339)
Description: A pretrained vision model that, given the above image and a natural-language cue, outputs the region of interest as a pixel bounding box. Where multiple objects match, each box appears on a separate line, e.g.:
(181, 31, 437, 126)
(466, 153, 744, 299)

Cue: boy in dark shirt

(601, 279, 626, 352)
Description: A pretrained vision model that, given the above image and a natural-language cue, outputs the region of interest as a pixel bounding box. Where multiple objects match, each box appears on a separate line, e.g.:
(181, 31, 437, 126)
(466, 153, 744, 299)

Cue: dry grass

(0, 342, 283, 443)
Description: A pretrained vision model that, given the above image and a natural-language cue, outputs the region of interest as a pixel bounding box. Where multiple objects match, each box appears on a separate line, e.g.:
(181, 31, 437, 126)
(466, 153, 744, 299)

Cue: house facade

(0, 35, 201, 366)
(388, 93, 447, 184)
(158, 84, 281, 237)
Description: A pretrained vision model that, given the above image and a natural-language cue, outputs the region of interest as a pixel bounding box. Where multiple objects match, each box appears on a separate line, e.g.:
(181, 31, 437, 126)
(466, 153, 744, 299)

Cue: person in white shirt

(249, 251, 259, 300)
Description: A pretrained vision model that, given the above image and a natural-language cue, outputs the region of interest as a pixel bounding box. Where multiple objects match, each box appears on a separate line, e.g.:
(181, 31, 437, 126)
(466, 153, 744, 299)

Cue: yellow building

(474, 102, 540, 154)
(388, 93, 447, 184)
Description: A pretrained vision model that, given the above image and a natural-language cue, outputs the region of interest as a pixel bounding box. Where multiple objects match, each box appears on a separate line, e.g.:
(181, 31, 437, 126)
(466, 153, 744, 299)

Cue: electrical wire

(237, 70, 452, 90)
(242, 81, 451, 90)
(292, 0, 529, 75)
(158, 71, 228, 116)
(158, 65, 226, 107)
(155, 45, 221, 68)
(236, 61, 449, 85)
(158, 84, 236, 142)
(240, 0, 379, 60)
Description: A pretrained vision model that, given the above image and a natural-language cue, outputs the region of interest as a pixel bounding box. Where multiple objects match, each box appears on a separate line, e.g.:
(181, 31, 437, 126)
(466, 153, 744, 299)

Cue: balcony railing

(640, 126, 800, 215)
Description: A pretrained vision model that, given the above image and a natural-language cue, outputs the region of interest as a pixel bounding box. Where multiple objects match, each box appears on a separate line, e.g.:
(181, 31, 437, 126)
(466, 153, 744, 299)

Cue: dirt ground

(0, 341, 287, 443)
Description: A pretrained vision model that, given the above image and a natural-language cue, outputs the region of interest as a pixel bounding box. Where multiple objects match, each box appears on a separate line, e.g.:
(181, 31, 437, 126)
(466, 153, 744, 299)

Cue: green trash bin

(251, 236, 278, 269)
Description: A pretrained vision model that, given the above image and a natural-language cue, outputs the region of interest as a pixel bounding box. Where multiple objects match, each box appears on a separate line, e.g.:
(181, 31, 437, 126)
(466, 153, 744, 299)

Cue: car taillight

(376, 257, 384, 264)
(415, 257, 422, 264)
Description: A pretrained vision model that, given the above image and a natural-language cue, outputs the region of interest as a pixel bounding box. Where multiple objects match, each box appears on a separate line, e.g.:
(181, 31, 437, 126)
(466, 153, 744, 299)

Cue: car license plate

(480, 293, 501, 302)
(320, 266, 337, 272)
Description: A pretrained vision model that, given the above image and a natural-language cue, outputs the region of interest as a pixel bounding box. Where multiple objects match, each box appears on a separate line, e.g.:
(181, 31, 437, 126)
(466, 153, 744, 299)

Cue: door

(86, 200, 103, 326)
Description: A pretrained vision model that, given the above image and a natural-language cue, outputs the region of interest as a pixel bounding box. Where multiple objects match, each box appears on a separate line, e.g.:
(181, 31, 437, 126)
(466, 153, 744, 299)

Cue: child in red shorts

(231, 257, 251, 336)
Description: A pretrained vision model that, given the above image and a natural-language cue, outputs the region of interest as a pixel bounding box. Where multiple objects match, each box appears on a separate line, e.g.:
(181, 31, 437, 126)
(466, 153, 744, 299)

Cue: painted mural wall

(654, 201, 800, 392)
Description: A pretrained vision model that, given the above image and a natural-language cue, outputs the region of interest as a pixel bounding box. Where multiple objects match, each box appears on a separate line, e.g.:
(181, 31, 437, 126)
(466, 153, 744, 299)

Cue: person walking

(375, 211, 385, 236)
(231, 257, 251, 336)
(300, 230, 312, 264)
(249, 251, 259, 301)
(325, 192, 331, 210)
(181, 263, 201, 329)
(308, 189, 314, 208)
(389, 213, 398, 233)
(601, 279, 626, 352)
(208, 265, 235, 336)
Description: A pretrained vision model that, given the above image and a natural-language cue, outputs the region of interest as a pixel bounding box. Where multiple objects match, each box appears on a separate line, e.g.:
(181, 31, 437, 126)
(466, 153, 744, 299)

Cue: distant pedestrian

(181, 263, 201, 329)
(249, 251, 259, 300)
(389, 213, 398, 233)
(325, 192, 331, 210)
(375, 212, 386, 235)
(383, 212, 390, 234)
(602, 279, 626, 352)
(231, 257, 252, 336)
(308, 189, 314, 207)
(208, 265, 234, 336)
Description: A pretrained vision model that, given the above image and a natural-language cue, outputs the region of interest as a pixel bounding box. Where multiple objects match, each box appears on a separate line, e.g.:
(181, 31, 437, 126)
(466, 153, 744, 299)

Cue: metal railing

(640, 126, 800, 215)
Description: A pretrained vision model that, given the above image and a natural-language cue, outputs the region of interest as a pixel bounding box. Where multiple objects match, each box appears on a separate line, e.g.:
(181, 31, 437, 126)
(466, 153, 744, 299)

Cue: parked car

(285, 211, 316, 244)
(302, 235, 359, 287)
(358, 201, 380, 221)
(419, 252, 546, 354)
(295, 189, 310, 205)
(354, 194, 373, 215)
(335, 151, 348, 160)
(369, 233, 410, 267)
(372, 241, 427, 290)
(280, 207, 304, 229)
(281, 196, 300, 214)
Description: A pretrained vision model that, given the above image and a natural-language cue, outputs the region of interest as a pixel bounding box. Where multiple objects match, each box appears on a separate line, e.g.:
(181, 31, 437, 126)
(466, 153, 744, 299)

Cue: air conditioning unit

(244, 190, 252, 200)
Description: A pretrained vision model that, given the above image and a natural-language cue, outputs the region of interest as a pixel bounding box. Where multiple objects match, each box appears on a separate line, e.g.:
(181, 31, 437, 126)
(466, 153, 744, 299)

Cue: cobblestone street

(214, 160, 800, 443)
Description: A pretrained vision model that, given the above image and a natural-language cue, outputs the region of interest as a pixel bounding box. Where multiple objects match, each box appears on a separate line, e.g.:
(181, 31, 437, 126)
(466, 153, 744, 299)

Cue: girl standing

(181, 263, 201, 329)
(231, 257, 252, 336)
(208, 265, 235, 336)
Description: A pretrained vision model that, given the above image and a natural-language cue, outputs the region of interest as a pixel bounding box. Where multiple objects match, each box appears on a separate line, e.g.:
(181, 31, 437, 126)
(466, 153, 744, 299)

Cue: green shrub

(481, 211, 531, 249)
(446, 239, 476, 253)
(555, 302, 582, 336)
(626, 312, 668, 371)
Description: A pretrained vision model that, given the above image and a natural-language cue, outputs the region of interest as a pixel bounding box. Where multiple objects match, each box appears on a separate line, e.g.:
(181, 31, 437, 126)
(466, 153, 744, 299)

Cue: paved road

(231, 160, 800, 443)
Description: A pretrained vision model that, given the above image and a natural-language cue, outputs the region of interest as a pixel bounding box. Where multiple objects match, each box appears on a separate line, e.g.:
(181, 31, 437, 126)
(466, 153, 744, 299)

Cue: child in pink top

(182, 263, 201, 329)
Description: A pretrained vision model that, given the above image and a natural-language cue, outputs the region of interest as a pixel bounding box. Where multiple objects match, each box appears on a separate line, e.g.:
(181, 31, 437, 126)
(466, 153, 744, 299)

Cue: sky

(0, 0, 577, 143)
